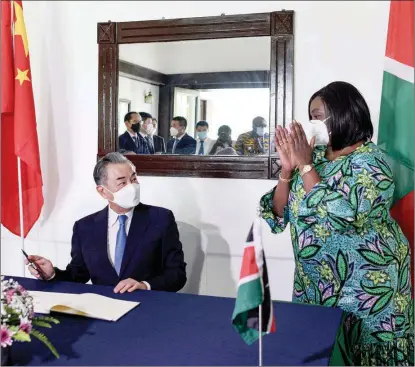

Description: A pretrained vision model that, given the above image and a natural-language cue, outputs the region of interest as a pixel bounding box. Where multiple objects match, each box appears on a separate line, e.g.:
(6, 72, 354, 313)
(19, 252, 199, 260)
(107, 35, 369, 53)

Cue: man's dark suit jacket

(54, 204, 187, 292)
(153, 135, 166, 154)
(118, 131, 151, 154)
(166, 134, 197, 154)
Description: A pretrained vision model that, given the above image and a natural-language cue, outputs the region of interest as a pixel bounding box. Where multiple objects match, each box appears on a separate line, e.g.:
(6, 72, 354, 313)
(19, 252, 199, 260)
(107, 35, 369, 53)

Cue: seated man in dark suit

(25, 152, 187, 293)
(166, 116, 196, 155)
(118, 112, 151, 155)
(151, 118, 166, 154)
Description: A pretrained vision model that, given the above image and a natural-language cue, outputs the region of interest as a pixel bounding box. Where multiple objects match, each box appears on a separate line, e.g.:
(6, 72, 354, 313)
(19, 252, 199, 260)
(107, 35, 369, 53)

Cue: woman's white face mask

(301, 117, 330, 146)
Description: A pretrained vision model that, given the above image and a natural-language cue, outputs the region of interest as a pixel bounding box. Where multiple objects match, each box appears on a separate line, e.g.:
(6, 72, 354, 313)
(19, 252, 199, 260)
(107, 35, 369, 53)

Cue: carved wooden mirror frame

(97, 11, 294, 179)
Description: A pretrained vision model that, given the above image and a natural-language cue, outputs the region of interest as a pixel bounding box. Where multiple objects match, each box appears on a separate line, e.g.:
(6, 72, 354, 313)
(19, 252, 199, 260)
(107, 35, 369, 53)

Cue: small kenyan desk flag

(232, 216, 276, 345)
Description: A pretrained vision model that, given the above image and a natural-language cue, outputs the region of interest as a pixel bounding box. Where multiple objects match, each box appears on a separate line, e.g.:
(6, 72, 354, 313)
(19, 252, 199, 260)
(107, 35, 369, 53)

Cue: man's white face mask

(301, 117, 330, 146)
(145, 123, 154, 135)
(255, 127, 265, 136)
(103, 183, 140, 209)
(170, 127, 179, 137)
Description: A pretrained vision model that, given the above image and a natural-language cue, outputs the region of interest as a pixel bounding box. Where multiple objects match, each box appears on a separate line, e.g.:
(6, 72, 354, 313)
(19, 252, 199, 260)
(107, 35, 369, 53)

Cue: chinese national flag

(1, 0, 43, 237)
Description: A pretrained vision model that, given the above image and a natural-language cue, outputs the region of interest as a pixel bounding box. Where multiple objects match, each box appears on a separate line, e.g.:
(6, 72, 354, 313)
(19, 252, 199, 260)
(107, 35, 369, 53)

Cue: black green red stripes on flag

(377, 0, 414, 294)
(232, 217, 276, 345)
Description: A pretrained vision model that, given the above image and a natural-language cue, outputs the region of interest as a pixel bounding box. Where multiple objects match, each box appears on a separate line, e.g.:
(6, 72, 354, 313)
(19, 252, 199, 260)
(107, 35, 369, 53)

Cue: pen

(21, 249, 47, 280)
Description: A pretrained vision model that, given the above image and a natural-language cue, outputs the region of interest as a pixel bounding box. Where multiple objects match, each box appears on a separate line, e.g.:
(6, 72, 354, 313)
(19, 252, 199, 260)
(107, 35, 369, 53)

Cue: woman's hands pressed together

(289, 121, 315, 169)
(275, 125, 296, 173)
(272, 120, 319, 217)
(274, 120, 315, 172)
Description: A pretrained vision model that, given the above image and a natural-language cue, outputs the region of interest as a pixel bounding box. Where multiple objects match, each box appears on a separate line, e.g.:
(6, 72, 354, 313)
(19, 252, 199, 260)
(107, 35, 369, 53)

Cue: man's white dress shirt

(195, 137, 215, 155)
(108, 207, 150, 290)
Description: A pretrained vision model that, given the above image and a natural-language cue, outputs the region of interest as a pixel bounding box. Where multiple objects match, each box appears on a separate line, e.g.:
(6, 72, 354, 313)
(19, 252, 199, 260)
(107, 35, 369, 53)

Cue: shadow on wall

(177, 222, 204, 295)
(170, 178, 234, 297)
(201, 222, 235, 298)
(177, 221, 235, 297)
(170, 178, 205, 295)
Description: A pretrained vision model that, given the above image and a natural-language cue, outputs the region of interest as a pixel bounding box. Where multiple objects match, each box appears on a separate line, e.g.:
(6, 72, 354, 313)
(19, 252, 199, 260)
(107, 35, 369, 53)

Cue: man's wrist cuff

(141, 281, 151, 290)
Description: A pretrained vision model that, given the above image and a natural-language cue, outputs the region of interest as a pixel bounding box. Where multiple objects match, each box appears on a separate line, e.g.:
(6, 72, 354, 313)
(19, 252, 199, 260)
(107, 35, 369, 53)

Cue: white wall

(119, 36, 270, 74)
(199, 88, 270, 139)
(1, 1, 390, 301)
(118, 76, 160, 134)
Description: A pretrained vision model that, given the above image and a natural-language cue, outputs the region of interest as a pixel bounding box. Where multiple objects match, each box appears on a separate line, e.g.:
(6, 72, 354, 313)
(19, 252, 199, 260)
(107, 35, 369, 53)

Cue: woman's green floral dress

(260, 142, 414, 365)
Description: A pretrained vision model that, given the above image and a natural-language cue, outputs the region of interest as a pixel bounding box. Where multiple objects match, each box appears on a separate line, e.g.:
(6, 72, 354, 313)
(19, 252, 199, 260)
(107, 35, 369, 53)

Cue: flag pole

(259, 303, 263, 367)
(17, 157, 25, 276)
(257, 207, 263, 367)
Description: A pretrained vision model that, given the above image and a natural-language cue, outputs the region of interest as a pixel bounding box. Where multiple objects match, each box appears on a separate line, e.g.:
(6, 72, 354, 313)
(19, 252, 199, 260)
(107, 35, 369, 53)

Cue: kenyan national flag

(377, 1, 414, 291)
(232, 217, 276, 345)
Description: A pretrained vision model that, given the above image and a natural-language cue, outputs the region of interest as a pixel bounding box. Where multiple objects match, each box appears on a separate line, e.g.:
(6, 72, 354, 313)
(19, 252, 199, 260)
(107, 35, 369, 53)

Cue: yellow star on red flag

(15, 68, 30, 85)
(14, 1, 29, 57)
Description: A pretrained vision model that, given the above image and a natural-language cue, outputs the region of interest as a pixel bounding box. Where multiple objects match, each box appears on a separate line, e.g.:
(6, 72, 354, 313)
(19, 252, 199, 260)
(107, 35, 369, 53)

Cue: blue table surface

(9, 277, 343, 366)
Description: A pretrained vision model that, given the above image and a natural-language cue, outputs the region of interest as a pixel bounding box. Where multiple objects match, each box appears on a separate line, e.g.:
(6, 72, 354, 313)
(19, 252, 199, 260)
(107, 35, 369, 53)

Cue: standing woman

(260, 81, 413, 365)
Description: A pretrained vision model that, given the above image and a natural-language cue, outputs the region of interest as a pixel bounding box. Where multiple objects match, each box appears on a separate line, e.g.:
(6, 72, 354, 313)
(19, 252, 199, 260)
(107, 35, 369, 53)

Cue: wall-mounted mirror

(98, 11, 294, 179)
(118, 37, 272, 157)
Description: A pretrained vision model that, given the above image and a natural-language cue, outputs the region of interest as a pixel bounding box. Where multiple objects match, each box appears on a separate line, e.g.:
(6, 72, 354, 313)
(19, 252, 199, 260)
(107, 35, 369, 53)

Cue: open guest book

(29, 291, 140, 321)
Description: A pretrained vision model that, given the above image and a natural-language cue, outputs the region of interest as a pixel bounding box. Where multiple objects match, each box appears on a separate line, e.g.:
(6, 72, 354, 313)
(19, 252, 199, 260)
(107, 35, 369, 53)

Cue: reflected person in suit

(118, 112, 151, 155)
(209, 125, 236, 155)
(150, 118, 166, 154)
(25, 152, 187, 293)
(138, 112, 156, 154)
(166, 116, 196, 154)
(235, 116, 270, 156)
(195, 120, 214, 155)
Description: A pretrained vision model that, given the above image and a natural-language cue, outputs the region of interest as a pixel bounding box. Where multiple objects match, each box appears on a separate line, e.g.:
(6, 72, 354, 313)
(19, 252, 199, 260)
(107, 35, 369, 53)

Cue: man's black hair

(124, 111, 138, 122)
(172, 116, 187, 129)
(196, 120, 209, 129)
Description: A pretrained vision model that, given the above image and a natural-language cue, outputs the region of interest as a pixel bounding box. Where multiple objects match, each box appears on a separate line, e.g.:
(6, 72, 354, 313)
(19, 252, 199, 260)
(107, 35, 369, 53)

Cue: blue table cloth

(9, 277, 343, 366)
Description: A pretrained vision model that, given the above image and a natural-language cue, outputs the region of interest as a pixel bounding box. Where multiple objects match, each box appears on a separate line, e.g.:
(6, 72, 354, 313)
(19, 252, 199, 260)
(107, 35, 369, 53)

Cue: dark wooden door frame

(97, 11, 294, 179)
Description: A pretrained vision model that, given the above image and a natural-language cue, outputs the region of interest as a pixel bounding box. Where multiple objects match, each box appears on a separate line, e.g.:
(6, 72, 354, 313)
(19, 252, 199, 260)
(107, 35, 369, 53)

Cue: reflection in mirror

(118, 99, 131, 136)
(118, 37, 272, 157)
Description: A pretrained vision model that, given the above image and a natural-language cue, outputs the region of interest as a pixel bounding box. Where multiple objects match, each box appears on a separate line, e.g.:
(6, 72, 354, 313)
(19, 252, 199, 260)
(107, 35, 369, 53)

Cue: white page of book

(29, 291, 140, 321)
(30, 291, 75, 314)
(72, 293, 140, 321)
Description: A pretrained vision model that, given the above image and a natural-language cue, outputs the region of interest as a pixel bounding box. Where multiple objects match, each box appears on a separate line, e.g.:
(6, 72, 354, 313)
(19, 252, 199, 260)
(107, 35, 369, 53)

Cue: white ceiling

(119, 36, 271, 74)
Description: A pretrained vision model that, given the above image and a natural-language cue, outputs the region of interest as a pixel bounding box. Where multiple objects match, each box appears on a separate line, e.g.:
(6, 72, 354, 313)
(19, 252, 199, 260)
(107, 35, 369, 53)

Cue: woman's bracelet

(279, 175, 293, 183)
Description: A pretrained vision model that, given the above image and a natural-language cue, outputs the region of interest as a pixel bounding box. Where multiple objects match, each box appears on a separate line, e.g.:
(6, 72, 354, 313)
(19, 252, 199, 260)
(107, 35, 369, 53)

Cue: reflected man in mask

(166, 116, 196, 155)
(25, 153, 187, 293)
(138, 112, 156, 154)
(195, 120, 214, 155)
(150, 118, 166, 154)
(235, 116, 270, 156)
(118, 112, 151, 155)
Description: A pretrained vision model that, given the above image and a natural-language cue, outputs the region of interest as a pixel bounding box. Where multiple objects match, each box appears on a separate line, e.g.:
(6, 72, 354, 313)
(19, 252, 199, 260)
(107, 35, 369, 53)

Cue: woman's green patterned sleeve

(260, 187, 289, 234)
(297, 149, 395, 232)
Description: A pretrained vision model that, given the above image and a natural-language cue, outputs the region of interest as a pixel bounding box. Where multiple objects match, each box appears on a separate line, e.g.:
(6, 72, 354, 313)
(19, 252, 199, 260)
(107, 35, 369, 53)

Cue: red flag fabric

(385, 0, 414, 68)
(1, 0, 43, 237)
(1, 0, 20, 235)
(1, 0, 14, 113)
(390, 191, 414, 297)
